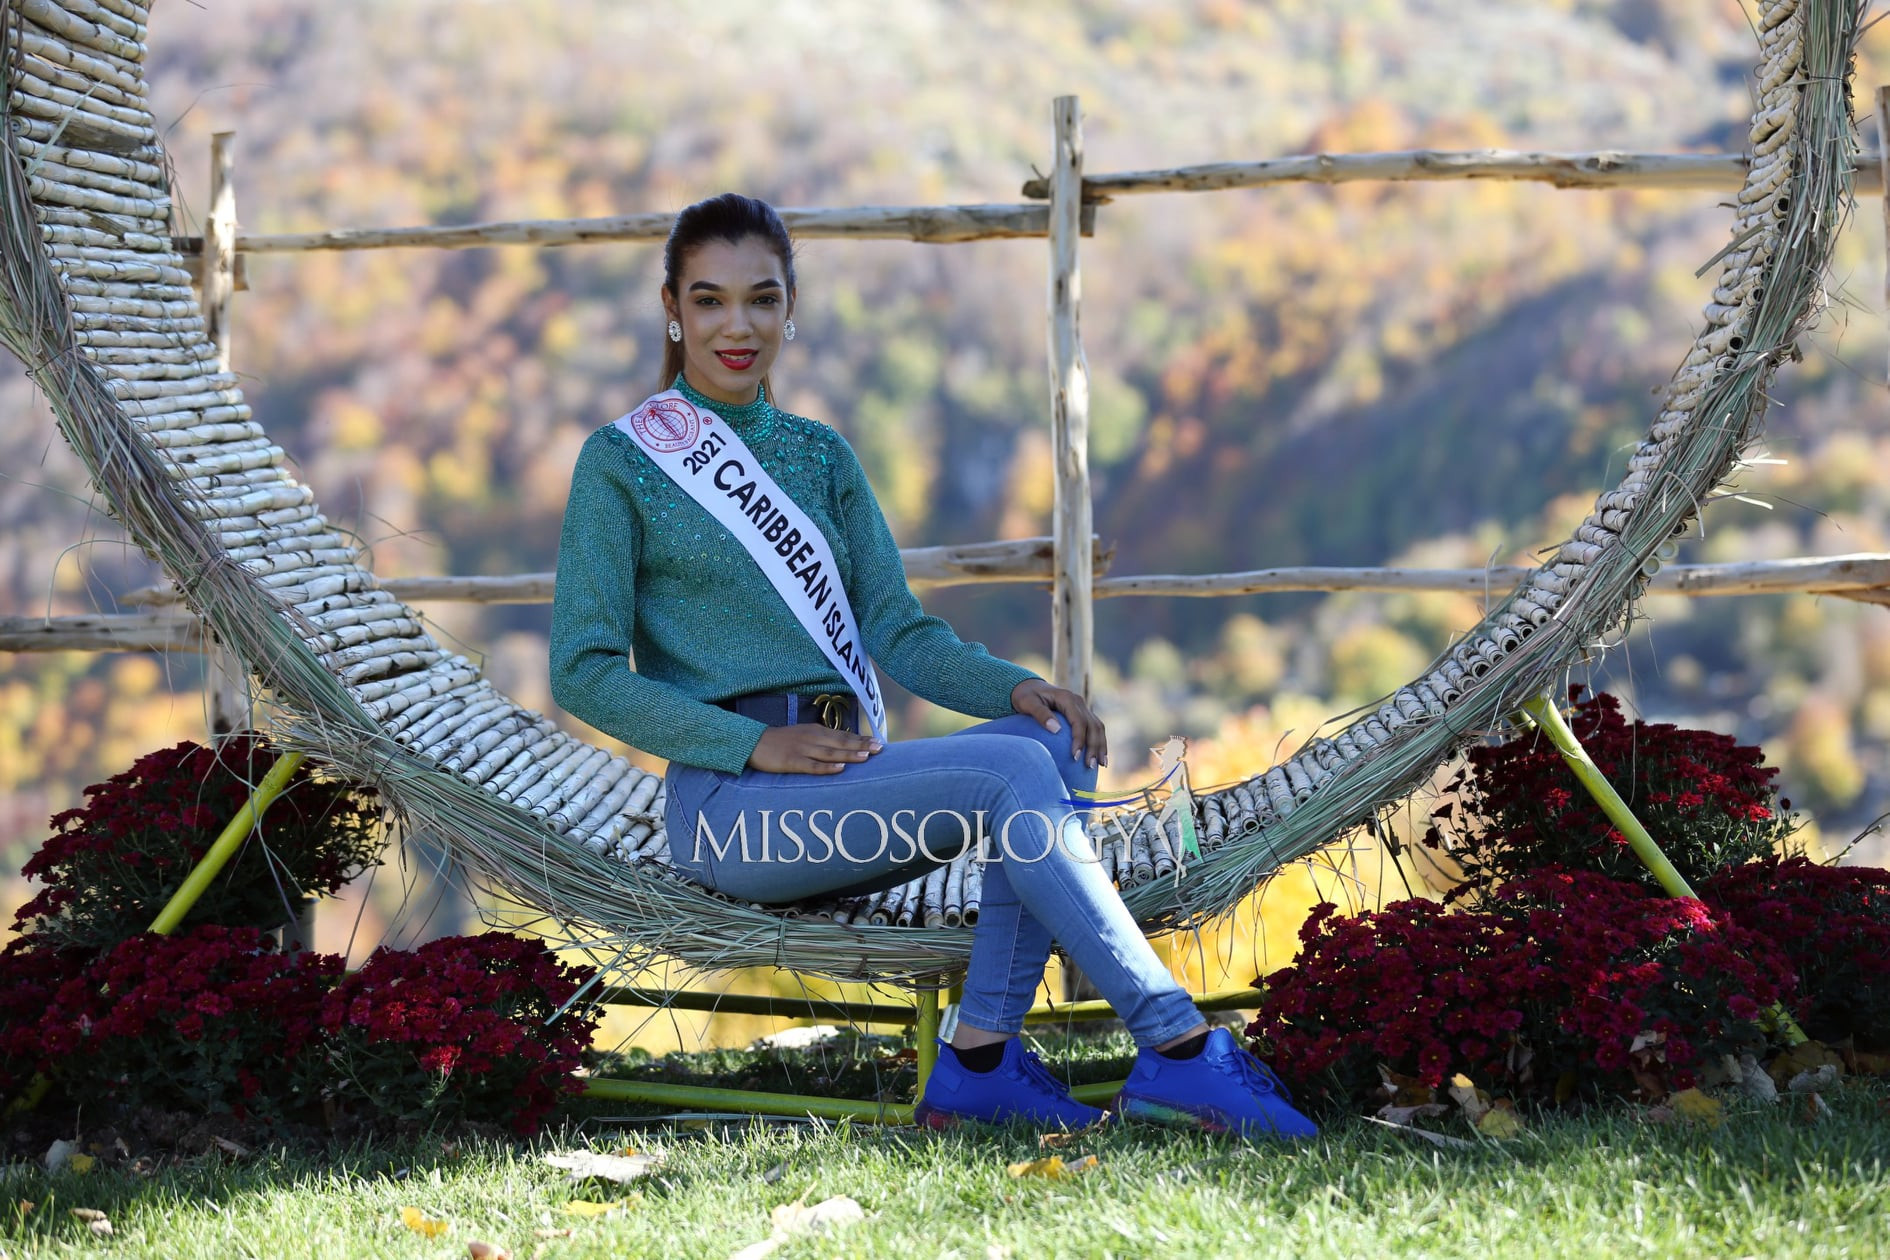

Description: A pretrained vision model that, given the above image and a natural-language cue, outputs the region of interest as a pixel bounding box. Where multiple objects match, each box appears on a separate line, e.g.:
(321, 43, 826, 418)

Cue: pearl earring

(667, 320, 682, 343)
(783, 318, 796, 342)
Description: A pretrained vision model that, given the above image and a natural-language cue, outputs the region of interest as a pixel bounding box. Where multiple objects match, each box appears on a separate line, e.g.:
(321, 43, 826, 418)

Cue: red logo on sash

(628, 396, 703, 453)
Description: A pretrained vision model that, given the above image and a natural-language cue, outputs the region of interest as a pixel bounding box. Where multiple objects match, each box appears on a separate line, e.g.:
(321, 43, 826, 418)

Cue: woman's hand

(747, 724, 883, 775)
(1011, 678, 1107, 770)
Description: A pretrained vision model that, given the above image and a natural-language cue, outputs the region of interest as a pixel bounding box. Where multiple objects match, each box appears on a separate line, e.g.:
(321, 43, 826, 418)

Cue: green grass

(4, 1032, 1888, 1259)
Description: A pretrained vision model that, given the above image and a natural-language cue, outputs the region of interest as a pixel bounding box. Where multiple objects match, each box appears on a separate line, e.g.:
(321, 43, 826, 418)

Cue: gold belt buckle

(809, 693, 849, 730)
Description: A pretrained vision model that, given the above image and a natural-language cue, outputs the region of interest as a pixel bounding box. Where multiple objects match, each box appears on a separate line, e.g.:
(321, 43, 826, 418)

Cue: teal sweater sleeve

(548, 431, 769, 774)
(829, 434, 1041, 713)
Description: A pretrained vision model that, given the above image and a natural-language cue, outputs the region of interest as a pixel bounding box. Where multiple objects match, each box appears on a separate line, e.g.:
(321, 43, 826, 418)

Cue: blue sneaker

(914, 1039, 1105, 1131)
(1116, 1027, 1318, 1140)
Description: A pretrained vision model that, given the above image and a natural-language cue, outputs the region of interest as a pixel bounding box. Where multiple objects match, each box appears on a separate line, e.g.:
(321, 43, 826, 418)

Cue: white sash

(614, 389, 888, 742)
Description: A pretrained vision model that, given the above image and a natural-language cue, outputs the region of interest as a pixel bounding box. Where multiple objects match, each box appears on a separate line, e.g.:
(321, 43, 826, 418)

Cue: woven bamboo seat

(0, 0, 1860, 985)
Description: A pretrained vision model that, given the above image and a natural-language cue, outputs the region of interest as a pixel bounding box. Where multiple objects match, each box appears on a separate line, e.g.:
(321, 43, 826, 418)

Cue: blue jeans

(664, 713, 1202, 1048)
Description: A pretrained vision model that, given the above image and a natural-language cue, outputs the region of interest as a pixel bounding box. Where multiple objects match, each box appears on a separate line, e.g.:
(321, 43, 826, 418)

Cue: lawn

(3, 1032, 1887, 1259)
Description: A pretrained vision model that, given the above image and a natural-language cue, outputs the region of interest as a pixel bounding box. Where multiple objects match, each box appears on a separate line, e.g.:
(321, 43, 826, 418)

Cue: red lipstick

(715, 349, 758, 371)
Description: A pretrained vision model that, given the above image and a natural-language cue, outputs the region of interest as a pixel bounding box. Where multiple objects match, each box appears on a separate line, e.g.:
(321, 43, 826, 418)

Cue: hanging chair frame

(0, 0, 1856, 1120)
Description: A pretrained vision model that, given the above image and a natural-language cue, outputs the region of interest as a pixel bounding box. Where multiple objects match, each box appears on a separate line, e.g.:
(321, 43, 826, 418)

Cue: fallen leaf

(1476, 1105, 1524, 1139)
(769, 1195, 866, 1234)
(1376, 1065, 1435, 1108)
(1729, 1054, 1778, 1104)
(1006, 1155, 1098, 1180)
(1800, 1092, 1831, 1122)
(761, 1161, 787, 1184)
(1768, 1040, 1845, 1086)
(1629, 1030, 1667, 1055)
(533, 1228, 576, 1239)
(42, 1140, 77, 1175)
(727, 1195, 866, 1260)
(1360, 1115, 1476, 1150)
(400, 1206, 450, 1238)
(65, 1153, 94, 1176)
(1375, 1102, 1450, 1126)
(70, 1208, 112, 1237)
(1035, 1131, 1083, 1150)
(1848, 1049, 1890, 1077)
(1670, 1088, 1723, 1128)
(1642, 1104, 1676, 1126)
(1446, 1074, 1491, 1124)
(468, 1241, 513, 1260)
(544, 1150, 664, 1185)
(562, 1199, 635, 1218)
(213, 1136, 252, 1158)
(1787, 1064, 1841, 1095)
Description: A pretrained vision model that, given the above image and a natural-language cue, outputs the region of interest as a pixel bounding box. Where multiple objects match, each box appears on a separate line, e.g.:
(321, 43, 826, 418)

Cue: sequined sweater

(548, 378, 1040, 775)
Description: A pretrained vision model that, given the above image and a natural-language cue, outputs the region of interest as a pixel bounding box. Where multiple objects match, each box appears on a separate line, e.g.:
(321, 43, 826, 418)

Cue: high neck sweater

(548, 376, 1039, 774)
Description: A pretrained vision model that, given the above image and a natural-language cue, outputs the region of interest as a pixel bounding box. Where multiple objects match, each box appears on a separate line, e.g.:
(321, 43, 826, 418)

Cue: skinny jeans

(664, 713, 1202, 1048)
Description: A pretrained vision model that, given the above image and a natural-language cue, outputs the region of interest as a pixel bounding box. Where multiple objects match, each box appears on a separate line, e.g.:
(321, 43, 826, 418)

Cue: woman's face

(663, 235, 793, 406)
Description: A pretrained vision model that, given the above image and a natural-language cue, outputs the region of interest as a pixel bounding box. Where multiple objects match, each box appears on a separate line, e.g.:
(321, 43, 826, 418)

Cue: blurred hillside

(5, 0, 1890, 892)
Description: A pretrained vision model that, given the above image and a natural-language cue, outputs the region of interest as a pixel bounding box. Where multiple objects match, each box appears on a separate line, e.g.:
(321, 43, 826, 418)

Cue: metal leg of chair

(914, 987, 941, 1098)
(148, 751, 306, 935)
(1519, 694, 1807, 1046)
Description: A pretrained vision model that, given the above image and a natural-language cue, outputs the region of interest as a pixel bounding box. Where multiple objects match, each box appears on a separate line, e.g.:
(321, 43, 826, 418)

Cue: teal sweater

(548, 378, 1040, 774)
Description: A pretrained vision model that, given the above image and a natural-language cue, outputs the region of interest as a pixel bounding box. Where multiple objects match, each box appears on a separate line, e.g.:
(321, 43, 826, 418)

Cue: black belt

(719, 691, 859, 733)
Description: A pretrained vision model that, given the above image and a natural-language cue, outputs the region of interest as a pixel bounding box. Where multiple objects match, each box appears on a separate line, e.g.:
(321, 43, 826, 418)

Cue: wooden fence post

(1047, 96, 1102, 1002)
(1876, 87, 1890, 382)
(1047, 95, 1094, 703)
(201, 132, 251, 736)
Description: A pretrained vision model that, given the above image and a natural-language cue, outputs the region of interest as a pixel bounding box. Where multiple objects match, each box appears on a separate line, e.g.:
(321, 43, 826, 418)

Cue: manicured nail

(1046, 718, 1061, 733)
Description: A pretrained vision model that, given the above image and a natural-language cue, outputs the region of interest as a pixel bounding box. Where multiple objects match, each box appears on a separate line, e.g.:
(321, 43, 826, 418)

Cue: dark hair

(660, 193, 796, 394)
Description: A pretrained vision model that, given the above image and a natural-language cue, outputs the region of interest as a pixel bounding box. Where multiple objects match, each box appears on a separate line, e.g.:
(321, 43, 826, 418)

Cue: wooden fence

(11, 106, 1890, 721)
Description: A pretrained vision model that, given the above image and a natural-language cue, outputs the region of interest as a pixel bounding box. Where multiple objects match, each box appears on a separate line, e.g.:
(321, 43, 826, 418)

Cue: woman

(549, 193, 1313, 1139)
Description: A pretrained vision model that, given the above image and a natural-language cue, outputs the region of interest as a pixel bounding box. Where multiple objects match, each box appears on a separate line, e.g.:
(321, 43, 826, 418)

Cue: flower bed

(1, 739, 599, 1137)
(1250, 868, 1792, 1111)
(17, 738, 380, 951)
(1252, 693, 1889, 1118)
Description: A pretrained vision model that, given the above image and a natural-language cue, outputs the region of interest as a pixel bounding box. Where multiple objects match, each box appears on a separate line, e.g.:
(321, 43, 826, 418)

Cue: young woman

(549, 193, 1314, 1139)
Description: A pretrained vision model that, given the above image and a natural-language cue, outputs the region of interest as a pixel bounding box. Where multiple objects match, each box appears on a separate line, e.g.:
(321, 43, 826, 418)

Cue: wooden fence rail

(166, 147, 1882, 261)
(1018, 147, 1887, 200)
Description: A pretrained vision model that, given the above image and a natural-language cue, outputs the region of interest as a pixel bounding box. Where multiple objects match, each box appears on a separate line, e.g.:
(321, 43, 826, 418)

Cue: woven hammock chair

(0, 0, 1863, 987)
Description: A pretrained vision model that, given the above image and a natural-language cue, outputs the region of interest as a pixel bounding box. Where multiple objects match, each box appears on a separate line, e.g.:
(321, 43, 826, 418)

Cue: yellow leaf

(1476, 1106, 1524, 1139)
(1670, 1088, 1723, 1128)
(66, 1153, 95, 1175)
(400, 1206, 450, 1238)
(1446, 1075, 1491, 1124)
(562, 1198, 635, 1217)
(1006, 1154, 1099, 1180)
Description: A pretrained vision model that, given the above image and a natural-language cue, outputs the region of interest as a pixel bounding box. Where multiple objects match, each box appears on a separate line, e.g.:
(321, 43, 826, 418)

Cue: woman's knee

(955, 713, 1084, 773)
